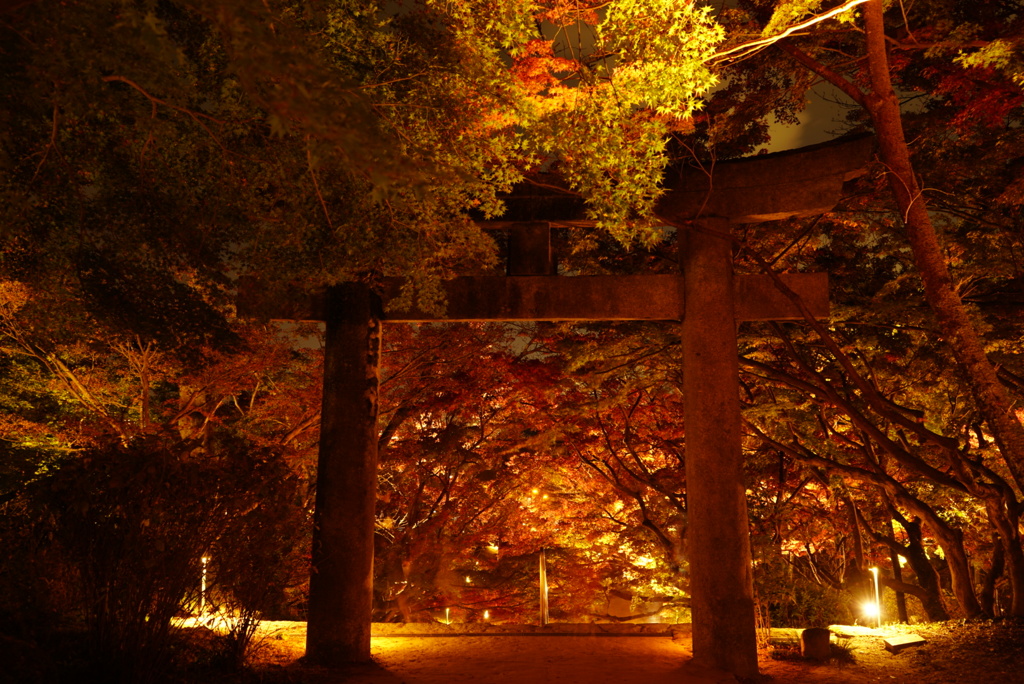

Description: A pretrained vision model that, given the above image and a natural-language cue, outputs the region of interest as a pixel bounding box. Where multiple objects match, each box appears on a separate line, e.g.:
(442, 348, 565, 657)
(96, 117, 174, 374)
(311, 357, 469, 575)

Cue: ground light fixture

(539, 548, 549, 626)
(199, 556, 210, 614)
(870, 567, 881, 628)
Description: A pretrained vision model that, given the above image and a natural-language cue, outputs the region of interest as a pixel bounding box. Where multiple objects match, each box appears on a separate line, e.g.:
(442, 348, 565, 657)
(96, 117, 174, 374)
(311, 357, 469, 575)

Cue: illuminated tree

(720, 0, 1024, 495)
(372, 321, 690, 623)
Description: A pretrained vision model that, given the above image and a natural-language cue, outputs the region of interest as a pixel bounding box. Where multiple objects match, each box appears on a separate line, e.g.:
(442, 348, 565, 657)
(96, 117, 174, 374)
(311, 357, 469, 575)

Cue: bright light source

(870, 567, 882, 628)
(861, 601, 880, 619)
(483, 610, 490, 620)
(531, 488, 540, 495)
(465, 576, 472, 584)
(199, 555, 210, 614)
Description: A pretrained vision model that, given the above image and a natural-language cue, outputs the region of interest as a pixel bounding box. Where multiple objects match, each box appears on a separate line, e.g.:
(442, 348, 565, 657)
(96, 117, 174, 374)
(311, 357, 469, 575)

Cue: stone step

(884, 634, 927, 654)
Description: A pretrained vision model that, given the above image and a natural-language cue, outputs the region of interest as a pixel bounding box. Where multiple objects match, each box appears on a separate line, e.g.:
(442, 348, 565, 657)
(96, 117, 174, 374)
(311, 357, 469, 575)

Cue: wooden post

(680, 218, 759, 679)
(305, 283, 382, 665)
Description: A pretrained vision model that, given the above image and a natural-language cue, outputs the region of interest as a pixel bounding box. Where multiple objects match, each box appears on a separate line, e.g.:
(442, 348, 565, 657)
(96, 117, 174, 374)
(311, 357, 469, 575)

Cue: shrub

(19, 430, 305, 683)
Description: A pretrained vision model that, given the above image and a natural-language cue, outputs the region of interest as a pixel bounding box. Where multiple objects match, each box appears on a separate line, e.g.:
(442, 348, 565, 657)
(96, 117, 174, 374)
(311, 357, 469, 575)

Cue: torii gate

(240, 134, 873, 679)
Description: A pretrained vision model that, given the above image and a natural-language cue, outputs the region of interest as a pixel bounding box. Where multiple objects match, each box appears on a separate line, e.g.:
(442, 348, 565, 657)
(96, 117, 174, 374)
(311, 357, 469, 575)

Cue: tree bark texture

(896, 515, 950, 621)
(984, 500, 1024, 616)
(887, 488, 984, 617)
(861, 0, 1024, 493)
(818, 454, 979, 617)
(681, 218, 759, 680)
(888, 520, 909, 623)
(980, 536, 1005, 616)
(306, 284, 382, 665)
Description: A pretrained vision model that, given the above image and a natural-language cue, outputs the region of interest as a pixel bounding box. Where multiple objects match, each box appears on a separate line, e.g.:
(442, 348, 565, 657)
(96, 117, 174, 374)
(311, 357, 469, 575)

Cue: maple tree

(655, 0, 1023, 623)
(726, 179, 1022, 620)
(371, 321, 693, 623)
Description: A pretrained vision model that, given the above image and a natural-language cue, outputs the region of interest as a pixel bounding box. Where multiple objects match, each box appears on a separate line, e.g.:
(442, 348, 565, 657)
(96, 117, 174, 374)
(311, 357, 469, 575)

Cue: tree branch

(777, 43, 868, 108)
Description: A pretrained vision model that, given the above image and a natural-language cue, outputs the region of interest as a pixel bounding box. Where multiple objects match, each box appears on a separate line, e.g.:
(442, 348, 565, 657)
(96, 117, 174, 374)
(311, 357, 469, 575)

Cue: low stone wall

(371, 622, 692, 637)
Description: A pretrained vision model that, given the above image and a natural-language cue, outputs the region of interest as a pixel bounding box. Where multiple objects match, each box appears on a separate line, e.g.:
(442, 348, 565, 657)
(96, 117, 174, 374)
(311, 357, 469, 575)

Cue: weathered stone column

(306, 283, 382, 665)
(680, 218, 759, 679)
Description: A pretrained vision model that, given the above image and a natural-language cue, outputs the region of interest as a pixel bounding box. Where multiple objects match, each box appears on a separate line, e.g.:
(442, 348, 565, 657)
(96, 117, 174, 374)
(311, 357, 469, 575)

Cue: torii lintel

(238, 272, 829, 323)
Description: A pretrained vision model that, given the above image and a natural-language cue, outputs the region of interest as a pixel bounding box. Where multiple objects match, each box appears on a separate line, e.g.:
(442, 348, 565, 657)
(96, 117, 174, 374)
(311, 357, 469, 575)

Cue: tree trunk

(835, 470, 979, 617)
(889, 520, 909, 623)
(844, 493, 865, 573)
(306, 284, 383, 665)
(887, 489, 983, 617)
(980, 535, 1005, 617)
(894, 515, 951, 621)
(861, 0, 1024, 493)
(936, 531, 983, 618)
(843, 493, 874, 614)
(984, 501, 1024, 616)
(1002, 537, 1024, 617)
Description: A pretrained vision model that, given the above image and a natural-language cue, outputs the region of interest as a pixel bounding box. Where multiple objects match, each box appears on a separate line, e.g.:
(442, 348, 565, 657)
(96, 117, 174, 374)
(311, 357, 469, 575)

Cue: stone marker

(884, 634, 927, 654)
(800, 627, 832, 660)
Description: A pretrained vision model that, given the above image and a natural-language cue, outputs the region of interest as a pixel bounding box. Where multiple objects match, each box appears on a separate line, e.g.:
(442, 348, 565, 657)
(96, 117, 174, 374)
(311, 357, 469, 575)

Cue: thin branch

(30, 97, 62, 183)
(777, 42, 868, 108)
(355, 72, 428, 90)
(283, 412, 320, 447)
(102, 75, 230, 154)
(711, 0, 870, 65)
(886, 37, 992, 52)
(306, 139, 334, 232)
(764, 215, 824, 267)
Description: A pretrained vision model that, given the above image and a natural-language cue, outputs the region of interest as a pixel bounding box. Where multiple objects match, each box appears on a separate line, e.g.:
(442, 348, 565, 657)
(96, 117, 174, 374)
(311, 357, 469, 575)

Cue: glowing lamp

(870, 567, 882, 628)
(199, 556, 210, 614)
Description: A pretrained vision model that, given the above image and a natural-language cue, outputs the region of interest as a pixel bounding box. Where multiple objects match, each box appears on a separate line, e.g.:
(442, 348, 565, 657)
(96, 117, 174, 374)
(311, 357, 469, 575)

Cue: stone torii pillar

(677, 216, 758, 677)
(304, 283, 381, 665)
(657, 134, 874, 678)
(238, 134, 874, 678)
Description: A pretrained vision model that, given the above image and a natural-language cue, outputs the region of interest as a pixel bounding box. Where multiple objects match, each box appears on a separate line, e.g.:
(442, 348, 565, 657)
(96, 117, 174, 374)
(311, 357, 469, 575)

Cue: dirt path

(256, 625, 733, 683)
(374, 635, 722, 684)
(248, 620, 1024, 683)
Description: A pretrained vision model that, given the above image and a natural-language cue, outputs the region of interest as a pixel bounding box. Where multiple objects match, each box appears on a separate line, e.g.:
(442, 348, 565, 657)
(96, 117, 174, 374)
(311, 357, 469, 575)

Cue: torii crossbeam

(238, 134, 874, 680)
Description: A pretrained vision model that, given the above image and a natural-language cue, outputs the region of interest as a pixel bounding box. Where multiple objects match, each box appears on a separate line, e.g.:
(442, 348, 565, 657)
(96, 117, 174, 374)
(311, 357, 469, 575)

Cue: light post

(539, 547, 549, 626)
(870, 567, 881, 628)
(200, 556, 209, 614)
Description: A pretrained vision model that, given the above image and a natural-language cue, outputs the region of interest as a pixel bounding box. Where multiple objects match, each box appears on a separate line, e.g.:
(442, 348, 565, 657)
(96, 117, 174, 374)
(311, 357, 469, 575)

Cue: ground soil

(238, 619, 1024, 683)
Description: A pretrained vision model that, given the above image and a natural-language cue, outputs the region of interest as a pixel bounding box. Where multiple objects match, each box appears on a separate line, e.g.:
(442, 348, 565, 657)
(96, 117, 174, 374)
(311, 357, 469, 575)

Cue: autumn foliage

(2, 0, 1024, 681)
